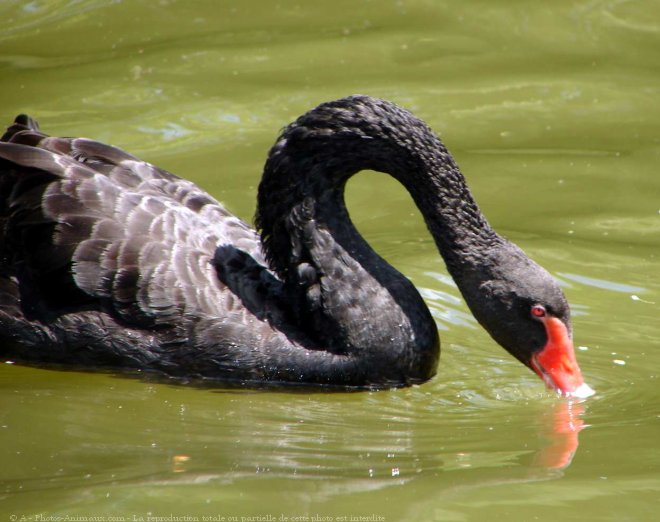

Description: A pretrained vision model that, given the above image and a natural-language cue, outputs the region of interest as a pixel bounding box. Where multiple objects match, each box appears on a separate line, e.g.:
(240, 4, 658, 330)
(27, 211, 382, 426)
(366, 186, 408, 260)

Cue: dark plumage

(0, 96, 592, 395)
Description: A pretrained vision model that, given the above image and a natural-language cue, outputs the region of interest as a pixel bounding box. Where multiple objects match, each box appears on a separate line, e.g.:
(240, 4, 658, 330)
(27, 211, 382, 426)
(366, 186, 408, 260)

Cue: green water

(1, 0, 658, 520)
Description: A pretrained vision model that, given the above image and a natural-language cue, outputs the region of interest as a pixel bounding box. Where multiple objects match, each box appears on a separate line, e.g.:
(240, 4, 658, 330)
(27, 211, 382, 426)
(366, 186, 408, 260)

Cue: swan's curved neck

(254, 97, 500, 383)
(258, 97, 501, 283)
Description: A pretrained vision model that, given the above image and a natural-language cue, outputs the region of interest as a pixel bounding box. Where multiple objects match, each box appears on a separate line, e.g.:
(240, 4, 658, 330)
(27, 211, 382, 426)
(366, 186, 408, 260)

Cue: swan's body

(0, 96, 592, 396)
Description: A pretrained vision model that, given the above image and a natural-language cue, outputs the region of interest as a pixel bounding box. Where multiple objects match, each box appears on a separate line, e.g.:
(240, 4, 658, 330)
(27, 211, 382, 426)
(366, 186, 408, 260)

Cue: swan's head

(460, 242, 594, 399)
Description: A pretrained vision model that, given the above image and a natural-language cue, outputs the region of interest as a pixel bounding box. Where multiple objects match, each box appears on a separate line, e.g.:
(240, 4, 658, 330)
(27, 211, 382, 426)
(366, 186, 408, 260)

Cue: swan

(0, 96, 593, 397)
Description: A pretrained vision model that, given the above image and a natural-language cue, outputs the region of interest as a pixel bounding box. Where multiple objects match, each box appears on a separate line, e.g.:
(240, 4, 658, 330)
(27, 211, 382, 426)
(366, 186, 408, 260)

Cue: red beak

(530, 316, 595, 399)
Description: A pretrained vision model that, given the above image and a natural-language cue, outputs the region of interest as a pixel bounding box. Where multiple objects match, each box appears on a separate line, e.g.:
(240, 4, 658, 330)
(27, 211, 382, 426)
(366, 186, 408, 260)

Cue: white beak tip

(565, 382, 596, 399)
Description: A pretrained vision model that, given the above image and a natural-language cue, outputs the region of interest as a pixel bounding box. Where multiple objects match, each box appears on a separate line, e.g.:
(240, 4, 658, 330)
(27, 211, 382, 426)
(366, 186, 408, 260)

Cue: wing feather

(1, 117, 269, 332)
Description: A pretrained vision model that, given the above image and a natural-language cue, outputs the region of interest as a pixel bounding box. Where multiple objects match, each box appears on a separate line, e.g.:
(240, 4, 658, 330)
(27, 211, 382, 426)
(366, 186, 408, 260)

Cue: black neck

(254, 96, 502, 383)
(257, 96, 501, 280)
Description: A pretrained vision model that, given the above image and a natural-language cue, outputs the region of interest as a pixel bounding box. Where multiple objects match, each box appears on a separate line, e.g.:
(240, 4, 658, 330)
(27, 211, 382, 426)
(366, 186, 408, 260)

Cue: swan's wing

(0, 115, 270, 330)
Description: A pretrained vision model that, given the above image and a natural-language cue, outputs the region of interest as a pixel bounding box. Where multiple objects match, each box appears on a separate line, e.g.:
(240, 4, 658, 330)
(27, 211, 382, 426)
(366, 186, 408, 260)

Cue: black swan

(0, 96, 593, 397)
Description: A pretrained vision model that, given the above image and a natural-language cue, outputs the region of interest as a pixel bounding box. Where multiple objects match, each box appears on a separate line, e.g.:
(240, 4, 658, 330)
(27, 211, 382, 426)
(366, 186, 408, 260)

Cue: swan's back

(0, 115, 290, 373)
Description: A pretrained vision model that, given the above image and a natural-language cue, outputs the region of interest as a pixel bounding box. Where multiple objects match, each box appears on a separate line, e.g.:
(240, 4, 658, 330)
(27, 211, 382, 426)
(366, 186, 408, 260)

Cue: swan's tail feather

(1, 114, 41, 143)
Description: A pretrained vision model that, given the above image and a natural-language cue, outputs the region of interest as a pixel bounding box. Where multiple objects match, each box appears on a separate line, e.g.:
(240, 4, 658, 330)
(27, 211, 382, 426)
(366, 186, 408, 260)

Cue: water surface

(1, 1, 659, 520)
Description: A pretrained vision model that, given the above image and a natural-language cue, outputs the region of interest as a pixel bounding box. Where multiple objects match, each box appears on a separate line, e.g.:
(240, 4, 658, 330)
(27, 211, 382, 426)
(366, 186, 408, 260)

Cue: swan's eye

(531, 305, 546, 319)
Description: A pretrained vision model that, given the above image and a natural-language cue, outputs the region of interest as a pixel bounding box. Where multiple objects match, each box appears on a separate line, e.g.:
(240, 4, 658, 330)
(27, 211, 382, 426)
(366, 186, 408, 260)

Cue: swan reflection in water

(533, 399, 586, 471)
(155, 397, 589, 503)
